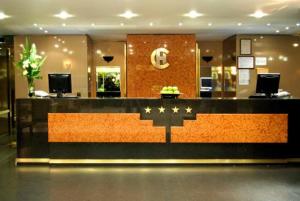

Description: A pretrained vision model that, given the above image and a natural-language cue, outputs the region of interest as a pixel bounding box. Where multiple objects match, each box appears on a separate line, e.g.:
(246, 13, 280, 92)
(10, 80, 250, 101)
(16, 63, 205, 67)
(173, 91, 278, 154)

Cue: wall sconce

(103, 56, 114, 63)
(63, 60, 72, 69)
(202, 56, 213, 63)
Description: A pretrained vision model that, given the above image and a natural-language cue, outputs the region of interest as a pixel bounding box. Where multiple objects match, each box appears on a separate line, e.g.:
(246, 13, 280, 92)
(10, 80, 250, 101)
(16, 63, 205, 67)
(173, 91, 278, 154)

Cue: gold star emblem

(158, 106, 165, 113)
(172, 106, 179, 113)
(185, 107, 192, 114)
(145, 107, 151, 114)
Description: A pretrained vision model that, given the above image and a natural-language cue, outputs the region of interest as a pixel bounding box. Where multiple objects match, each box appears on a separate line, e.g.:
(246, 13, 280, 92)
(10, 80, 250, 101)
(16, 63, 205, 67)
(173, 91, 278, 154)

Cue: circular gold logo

(151, 48, 170, 69)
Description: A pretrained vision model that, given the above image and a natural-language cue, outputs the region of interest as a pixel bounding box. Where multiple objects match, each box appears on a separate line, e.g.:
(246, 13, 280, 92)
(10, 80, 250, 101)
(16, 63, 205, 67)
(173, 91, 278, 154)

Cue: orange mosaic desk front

(48, 113, 166, 143)
(171, 114, 288, 143)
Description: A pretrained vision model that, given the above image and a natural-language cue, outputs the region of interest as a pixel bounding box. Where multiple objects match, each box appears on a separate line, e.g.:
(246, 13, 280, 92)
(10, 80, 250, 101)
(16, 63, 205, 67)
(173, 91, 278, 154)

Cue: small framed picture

(240, 39, 252, 55)
(255, 57, 267, 66)
(237, 56, 255, 69)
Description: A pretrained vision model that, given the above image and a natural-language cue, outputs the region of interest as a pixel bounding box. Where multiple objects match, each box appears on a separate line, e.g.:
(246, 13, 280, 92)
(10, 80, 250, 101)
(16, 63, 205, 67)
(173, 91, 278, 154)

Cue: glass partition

(96, 66, 121, 97)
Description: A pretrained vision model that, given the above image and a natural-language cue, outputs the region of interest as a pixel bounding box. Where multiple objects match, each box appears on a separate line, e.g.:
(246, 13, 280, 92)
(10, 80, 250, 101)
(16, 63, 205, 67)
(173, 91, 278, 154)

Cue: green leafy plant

(16, 38, 47, 96)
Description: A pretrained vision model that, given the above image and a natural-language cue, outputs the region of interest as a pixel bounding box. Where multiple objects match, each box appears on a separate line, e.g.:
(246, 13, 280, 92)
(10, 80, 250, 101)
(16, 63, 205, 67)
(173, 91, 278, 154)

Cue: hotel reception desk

(16, 98, 300, 164)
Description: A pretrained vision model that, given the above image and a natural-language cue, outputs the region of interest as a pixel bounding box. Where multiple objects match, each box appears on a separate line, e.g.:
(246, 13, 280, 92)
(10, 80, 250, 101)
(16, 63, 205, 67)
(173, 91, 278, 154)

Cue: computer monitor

(48, 73, 72, 97)
(200, 77, 212, 89)
(256, 73, 280, 97)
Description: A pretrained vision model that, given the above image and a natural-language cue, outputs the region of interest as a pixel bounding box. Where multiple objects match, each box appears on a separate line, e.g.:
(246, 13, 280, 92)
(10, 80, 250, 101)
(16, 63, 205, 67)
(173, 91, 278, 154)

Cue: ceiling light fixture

(39, 27, 43, 30)
(183, 10, 203, 18)
(178, 22, 183, 26)
(276, 30, 280, 33)
(296, 23, 300, 27)
(33, 23, 38, 27)
(266, 23, 271, 26)
(120, 23, 124, 26)
(62, 23, 66, 27)
(118, 10, 138, 19)
(54, 11, 74, 19)
(285, 26, 289, 30)
(44, 30, 48, 33)
(237, 22, 242, 26)
(63, 48, 68, 52)
(208, 22, 212, 26)
(293, 43, 299, 47)
(149, 22, 153, 26)
(54, 44, 59, 48)
(91, 23, 95, 26)
(0, 12, 10, 20)
(249, 10, 268, 18)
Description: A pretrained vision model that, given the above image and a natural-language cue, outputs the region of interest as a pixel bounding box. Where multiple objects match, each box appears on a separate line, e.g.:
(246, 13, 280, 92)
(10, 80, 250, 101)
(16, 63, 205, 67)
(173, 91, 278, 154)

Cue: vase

(27, 78, 35, 97)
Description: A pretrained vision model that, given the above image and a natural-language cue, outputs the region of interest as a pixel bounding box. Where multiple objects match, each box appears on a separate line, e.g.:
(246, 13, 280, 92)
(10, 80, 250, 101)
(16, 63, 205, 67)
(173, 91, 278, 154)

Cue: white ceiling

(0, 0, 299, 41)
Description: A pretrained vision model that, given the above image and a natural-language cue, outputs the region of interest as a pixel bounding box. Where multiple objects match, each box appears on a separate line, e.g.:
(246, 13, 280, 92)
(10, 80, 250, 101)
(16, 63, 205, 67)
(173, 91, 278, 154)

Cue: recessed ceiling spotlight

(33, 23, 38, 27)
(208, 22, 212, 26)
(249, 10, 268, 18)
(296, 23, 300, 27)
(40, 51, 45, 55)
(62, 40, 65, 44)
(68, 51, 73, 55)
(39, 27, 43, 30)
(91, 23, 95, 27)
(237, 22, 242, 26)
(54, 11, 74, 19)
(118, 10, 138, 19)
(0, 12, 10, 20)
(293, 43, 299, 47)
(54, 44, 60, 48)
(178, 22, 183, 26)
(63, 48, 68, 52)
(62, 23, 66, 27)
(44, 30, 48, 33)
(120, 23, 124, 26)
(276, 30, 280, 33)
(149, 22, 153, 26)
(183, 10, 203, 18)
(285, 26, 289, 30)
(266, 23, 271, 26)
(260, 36, 264, 39)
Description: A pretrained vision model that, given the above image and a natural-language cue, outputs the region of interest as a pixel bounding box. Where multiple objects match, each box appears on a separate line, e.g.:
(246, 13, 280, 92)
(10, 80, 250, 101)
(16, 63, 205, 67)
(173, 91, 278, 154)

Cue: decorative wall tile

(127, 34, 196, 98)
(171, 114, 288, 143)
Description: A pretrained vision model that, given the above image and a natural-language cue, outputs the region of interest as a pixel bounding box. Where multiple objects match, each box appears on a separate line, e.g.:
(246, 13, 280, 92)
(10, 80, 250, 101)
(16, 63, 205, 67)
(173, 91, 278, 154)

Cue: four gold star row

(144, 106, 192, 114)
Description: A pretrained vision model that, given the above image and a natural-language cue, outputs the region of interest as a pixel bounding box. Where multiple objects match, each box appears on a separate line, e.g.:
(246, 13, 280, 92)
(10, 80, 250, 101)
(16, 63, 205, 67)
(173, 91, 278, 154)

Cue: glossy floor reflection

(0, 134, 300, 201)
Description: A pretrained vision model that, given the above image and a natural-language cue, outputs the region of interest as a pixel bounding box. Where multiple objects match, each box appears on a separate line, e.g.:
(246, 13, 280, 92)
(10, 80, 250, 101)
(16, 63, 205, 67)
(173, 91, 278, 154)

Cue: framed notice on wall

(240, 39, 252, 55)
(237, 56, 254, 69)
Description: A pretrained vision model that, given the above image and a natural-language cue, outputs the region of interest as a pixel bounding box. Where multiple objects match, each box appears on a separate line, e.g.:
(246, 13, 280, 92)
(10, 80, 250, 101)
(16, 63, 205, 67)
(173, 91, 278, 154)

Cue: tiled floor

(0, 134, 300, 201)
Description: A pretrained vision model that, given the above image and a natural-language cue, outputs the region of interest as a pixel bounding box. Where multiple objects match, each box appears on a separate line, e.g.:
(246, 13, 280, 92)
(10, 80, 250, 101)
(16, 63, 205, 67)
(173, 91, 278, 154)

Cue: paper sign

(255, 57, 267, 66)
(239, 69, 250, 85)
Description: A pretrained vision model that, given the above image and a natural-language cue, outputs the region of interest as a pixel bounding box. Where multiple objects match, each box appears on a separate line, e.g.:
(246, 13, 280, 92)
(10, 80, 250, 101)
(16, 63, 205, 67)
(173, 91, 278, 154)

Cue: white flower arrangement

(16, 38, 47, 96)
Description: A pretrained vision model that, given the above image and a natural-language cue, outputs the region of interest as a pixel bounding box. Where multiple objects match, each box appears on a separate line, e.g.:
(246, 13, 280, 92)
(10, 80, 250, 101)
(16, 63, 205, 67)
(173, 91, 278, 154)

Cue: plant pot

(160, 93, 180, 99)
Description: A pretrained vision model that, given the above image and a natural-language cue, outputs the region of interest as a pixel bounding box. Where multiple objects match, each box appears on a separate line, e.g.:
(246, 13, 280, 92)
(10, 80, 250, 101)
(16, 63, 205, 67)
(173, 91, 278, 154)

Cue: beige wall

(92, 41, 126, 97)
(198, 41, 223, 67)
(14, 35, 89, 98)
(236, 35, 300, 97)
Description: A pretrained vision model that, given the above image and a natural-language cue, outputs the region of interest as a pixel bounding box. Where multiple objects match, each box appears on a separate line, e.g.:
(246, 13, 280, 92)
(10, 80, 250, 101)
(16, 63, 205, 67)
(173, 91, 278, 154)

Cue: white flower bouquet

(16, 38, 47, 97)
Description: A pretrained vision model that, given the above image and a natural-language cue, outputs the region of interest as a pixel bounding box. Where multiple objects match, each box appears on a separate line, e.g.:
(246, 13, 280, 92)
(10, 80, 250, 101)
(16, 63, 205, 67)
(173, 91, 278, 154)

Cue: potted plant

(16, 38, 47, 97)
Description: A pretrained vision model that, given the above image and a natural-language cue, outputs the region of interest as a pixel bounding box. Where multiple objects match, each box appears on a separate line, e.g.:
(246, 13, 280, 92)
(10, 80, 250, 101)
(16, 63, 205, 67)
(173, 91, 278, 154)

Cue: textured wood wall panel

(48, 113, 166, 143)
(127, 34, 196, 98)
(171, 114, 288, 143)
